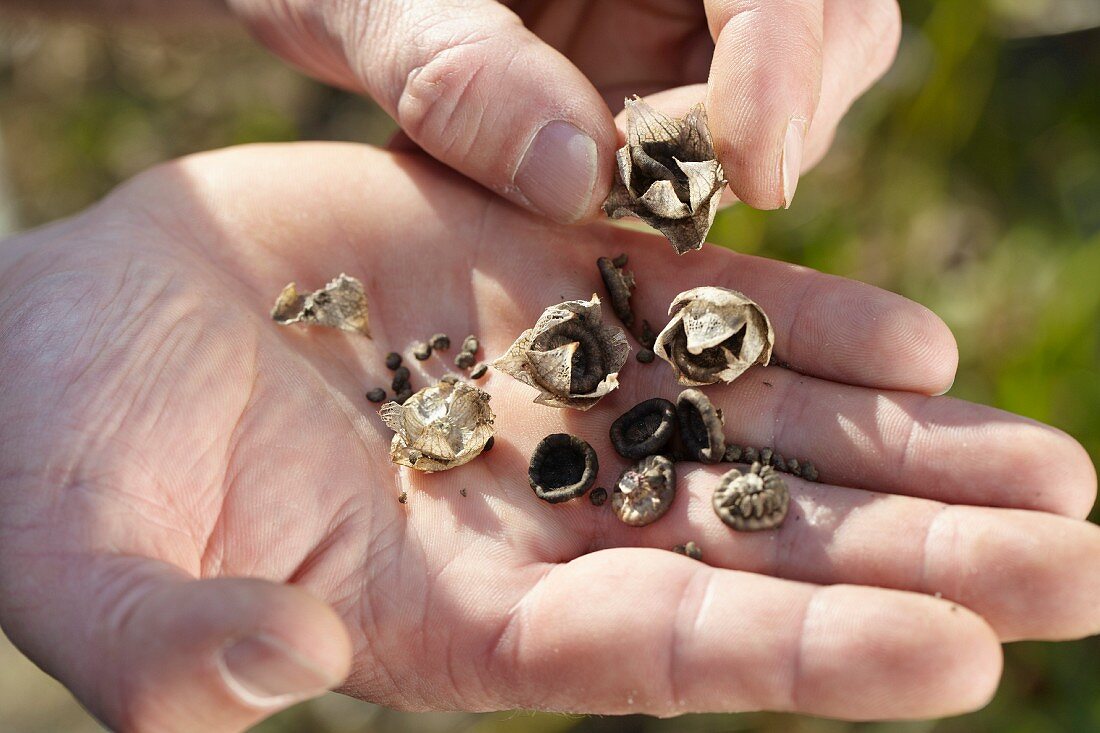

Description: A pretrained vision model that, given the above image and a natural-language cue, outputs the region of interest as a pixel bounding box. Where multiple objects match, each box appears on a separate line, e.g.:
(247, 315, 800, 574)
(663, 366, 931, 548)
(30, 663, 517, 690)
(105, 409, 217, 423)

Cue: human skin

(0, 144, 1098, 733)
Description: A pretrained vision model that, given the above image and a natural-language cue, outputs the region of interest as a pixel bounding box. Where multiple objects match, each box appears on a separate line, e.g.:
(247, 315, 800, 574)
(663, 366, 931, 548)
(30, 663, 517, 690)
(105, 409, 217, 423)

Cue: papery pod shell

(379, 379, 494, 472)
(271, 273, 371, 336)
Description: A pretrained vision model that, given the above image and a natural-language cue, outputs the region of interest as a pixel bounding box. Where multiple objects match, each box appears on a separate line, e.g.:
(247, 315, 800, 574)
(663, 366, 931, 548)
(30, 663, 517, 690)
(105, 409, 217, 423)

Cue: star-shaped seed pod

(676, 388, 726, 464)
(655, 286, 773, 386)
(491, 295, 629, 410)
(379, 379, 494, 472)
(712, 461, 790, 531)
(271, 273, 371, 337)
(603, 97, 727, 255)
(611, 454, 677, 527)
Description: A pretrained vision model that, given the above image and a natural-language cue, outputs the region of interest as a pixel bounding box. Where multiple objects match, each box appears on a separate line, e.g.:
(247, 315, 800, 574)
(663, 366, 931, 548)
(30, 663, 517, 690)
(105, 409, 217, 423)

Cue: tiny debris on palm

(271, 273, 371, 336)
(603, 97, 727, 255)
(379, 379, 494, 472)
(492, 294, 629, 410)
(655, 286, 773, 386)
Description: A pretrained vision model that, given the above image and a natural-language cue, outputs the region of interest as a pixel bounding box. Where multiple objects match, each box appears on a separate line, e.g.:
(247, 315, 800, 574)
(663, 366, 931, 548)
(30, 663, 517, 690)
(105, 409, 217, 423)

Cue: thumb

(230, 0, 617, 224)
(3, 555, 351, 733)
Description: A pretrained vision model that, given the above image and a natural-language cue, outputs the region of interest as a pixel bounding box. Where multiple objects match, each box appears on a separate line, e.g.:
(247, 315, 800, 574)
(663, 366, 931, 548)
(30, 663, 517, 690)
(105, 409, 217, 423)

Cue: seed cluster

(723, 444, 819, 482)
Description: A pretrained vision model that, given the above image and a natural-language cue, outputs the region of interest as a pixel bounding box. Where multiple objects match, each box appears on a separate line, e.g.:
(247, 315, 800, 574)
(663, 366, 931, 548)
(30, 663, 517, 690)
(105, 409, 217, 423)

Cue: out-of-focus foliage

(0, 0, 1097, 731)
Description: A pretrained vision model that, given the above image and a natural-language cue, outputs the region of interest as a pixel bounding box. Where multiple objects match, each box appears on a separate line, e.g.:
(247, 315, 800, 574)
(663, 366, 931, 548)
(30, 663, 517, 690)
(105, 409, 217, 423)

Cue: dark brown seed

(636, 348, 655, 364)
(640, 320, 658, 350)
(801, 461, 819, 482)
(611, 455, 676, 526)
(528, 433, 599, 503)
(612, 253, 629, 268)
(398, 491, 408, 504)
(394, 387, 414, 405)
(589, 487, 608, 506)
(462, 335, 480, 355)
(455, 351, 476, 369)
(460, 488, 467, 497)
(676, 388, 726, 463)
(429, 333, 451, 351)
(609, 398, 677, 459)
(786, 458, 801, 475)
(482, 436, 495, 453)
(770, 451, 787, 471)
(713, 462, 789, 531)
(385, 352, 403, 370)
(366, 388, 387, 403)
(412, 341, 432, 360)
(723, 444, 743, 463)
(391, 366, 411, 391)
(742, 446, 759, 464)
(759, 447, 773, 466)
(597, 255, 636, 327)
(470, 362, 488, 379)
(672, 541, 703, 561)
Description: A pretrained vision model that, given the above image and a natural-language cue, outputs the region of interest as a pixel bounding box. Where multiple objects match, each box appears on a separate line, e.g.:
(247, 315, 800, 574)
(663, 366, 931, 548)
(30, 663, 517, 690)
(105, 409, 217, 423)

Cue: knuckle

(851, 0, 903, 76)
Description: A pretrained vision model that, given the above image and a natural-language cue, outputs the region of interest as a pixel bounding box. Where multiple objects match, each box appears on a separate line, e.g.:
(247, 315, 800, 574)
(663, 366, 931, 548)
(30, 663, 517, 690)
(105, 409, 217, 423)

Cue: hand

(1, 143, 1097, 733)
(226, 0, 900, 222)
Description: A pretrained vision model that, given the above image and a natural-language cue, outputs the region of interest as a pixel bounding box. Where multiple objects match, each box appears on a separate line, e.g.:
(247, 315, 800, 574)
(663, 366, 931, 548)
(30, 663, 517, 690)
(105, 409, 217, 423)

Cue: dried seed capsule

(429, 333, 451, 351)
(800, 461, 819, 482)
(676, 388, 725, 463)
(603, 97, 726, 255)
(366, 388, 387, 403)
(412, 341, 432, 361)
(455, 351, 476, 369)
(636, 348, 655, 364)
(654, 287, 774, 386)
(385, 352, 403, 370)
(391, 366, 411, 391)
(597, 255, 636, 327)
(589, 487, 608, 506)
(723, 444, 743, 463)
(271, 273, 371, 336)
(528, 433, 599, 503)
(462, 335, 480, 355)
(379, 379, 495, 472)
(492, 295, 629, 410)
(786, 458, 801, 475)
(469, 362, 488, 379)
(612, 455, 676, 526)
(672, 541, 703, 561)
(713, 462, 790, 531)
(609, 398, 677, 460)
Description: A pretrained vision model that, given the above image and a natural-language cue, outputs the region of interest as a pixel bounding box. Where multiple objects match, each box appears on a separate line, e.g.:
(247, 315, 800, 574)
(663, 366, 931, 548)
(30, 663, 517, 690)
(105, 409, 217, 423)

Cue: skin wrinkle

(786, 584, 819, 712)
(665, 564, 714, 714)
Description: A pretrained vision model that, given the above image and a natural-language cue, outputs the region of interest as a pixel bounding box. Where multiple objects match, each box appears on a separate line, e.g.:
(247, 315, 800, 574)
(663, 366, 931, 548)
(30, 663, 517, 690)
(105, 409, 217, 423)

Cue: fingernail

(220, 633, 339, 706)
(515, 120, 597, 224)
(781, 118, 806, 209)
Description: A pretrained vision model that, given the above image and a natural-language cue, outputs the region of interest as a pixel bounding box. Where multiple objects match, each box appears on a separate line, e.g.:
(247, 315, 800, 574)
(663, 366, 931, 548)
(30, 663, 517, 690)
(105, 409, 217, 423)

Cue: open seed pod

(492, 295, 629, 410)
(676, 388, 725, 463)
(609, 398, 677, 459)
(379, 379, 494, 472)
(713, 462, 790, 531)
(611, 454, 676, 527)
(271, 273, 371, 336)
(655, 286, 773, 386)
(528, 433, 599, 503)
(603, 97, 727, 255)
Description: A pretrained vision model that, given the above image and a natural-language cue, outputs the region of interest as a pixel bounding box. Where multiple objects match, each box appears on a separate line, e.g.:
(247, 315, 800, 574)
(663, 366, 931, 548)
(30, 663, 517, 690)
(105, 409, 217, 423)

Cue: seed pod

(492, 295, 629, 410)
(654, 287, 774, 386)
(603, 97, 727, 255)
(379, 379, 495, 472)
(597, 255, 636, 327)
(636, 348, 655, 364)
(672, 541, 703, 561)
(589, 487, 608, 506)
(528, 433, 599, 503)
(385, 352, 403, 370)
(609, 398, 677, 459)
(455, 351, 476, 369)
(676, 388, 725, 463)
(366, 388, 386, 403)
(469, 362, 488, 380)
(412, 341, 432, 361)
(713, 462, 790, 531)
(271, 273, 371, 336)
(429, 333, 451, 351)
(612, 455, 676, 527)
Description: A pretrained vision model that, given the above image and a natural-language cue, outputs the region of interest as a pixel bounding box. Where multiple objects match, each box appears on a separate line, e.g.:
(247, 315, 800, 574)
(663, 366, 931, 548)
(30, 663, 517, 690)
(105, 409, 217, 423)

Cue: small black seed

(636, 348, 655, 364)
(610, 397, 677, 459)
(589, 487, 608, 506)
(460, 488, 467, 497)
(672, 541, 703, 561)
(391, 366, 411, 391)
(483, 436, 495, 453)
(759, 447, 773, 466)
(394, 387, 414, 405)
(528, 433, 599, 503)
(366, 388, 387, 403)
(412, 341, 432, 360)
(429, 333, 451, 351)
(461, 335, 480, 355)
(398, 491, 408, 504)
(786, 458, 801, 475)
(470, 362, 488, 379)
(455, 351, 476, 369)
(385, 352, 403, 370)
(770, 452, 787, 471)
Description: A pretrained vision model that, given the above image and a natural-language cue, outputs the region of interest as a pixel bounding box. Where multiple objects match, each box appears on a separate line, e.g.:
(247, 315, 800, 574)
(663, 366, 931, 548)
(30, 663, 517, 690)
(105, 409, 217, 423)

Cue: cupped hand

(227, 0, 900, 221)
(1, 144, 1097, 733)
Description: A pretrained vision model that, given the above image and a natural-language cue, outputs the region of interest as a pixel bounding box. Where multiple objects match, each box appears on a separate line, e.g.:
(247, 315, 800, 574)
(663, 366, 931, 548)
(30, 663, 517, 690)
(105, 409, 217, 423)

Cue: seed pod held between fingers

(528, 433, 599, 503)
(379, 379, 495, 472)
(676, 388, 725, 463)
(612, 455, 676, 526)
(713, 461, 790, 531)
(492, 295, 629, 410)
(609, 398, 677, 459)
(654, 286, 774, 386)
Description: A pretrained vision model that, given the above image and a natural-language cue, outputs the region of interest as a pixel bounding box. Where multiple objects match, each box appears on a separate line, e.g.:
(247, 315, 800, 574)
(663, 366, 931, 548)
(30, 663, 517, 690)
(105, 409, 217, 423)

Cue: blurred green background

(0, 0, 1097, 731)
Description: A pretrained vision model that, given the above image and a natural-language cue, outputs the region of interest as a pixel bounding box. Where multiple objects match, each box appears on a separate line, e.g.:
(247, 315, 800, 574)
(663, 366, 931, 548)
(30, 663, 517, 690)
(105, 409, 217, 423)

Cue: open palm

(1, 144, 1097, 733)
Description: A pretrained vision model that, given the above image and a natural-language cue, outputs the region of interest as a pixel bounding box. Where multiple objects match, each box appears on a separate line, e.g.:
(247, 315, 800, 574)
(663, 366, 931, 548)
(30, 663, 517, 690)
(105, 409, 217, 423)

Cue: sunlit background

(1, 0, 1098, 731)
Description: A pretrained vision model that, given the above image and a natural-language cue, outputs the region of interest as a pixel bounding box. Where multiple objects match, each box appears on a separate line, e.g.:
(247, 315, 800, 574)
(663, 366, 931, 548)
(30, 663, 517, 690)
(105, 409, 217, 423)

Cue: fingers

(702, 0, 824, 209)
(488, 550, 1000, 718)
(0, 553, 351, 733)
(582, 468, 1100, 641)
